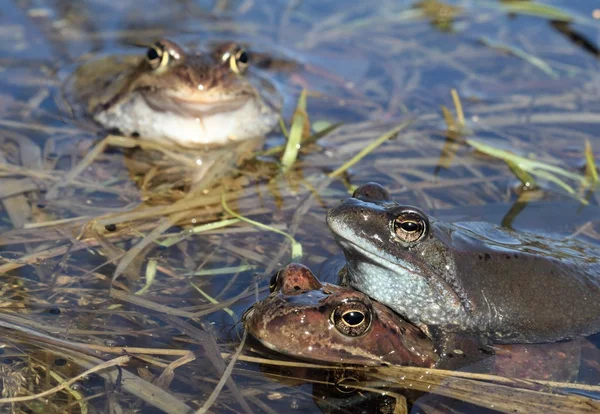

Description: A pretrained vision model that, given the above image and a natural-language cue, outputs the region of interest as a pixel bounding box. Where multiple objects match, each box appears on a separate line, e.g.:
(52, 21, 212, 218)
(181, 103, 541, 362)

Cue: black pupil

(343, 311, 364, 326)
(237, 51, 248, 64)
(147, 48, 160, 61)
(400, 221, 419, 232)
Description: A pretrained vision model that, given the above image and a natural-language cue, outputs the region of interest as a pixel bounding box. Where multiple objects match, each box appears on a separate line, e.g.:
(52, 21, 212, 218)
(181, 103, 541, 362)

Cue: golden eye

(331, 301, 371, 337)
(146, 43, 170, 70)
(393, 211, 427, 243)
(342, 310, 365, 326)
(229, 47, 249, 74)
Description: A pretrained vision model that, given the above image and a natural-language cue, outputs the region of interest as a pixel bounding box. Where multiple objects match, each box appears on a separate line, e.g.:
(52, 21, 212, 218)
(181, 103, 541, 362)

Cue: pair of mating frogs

(245, 183, 600, 373)
(67, 39, 600, 371)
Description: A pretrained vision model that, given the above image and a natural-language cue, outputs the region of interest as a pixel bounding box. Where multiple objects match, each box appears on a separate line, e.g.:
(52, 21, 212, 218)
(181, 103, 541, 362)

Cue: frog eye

(268, 269, 282, 293)
(331, 301, 371, 337)
(146, 43, 170, 70)
(229, 47, 249, 74)
(393, 210, 427, 244)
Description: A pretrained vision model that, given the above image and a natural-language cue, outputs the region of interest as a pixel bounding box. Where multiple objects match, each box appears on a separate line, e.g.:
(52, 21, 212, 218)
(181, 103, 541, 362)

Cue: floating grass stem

(505, 159, 537, 190)
(190, 282, 235, 321)
(281, 90, 309, 171)
(441, 90, 469, 139)
(499, 1, 574, 22)
(221, 192, 302, 259)
(260, 121, 342, 157)
(467, 139, 589, 203)
(479, 37, 558, 79)
(584, 140, 599, 185)
(278, 116, 289, 138)
(0, 356, 130, 403)
(47, 369, 87, 414)
(160, 218, 240, 247)
(183, 265, 256, 276)
(135, 259, 157, 295)
(451, 88, 465, 126)
(329, 122, 410, 178)
(441, 105, 456, 131)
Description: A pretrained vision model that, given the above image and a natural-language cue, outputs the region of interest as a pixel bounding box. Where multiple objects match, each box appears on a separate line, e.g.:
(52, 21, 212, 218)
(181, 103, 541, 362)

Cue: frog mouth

(144, 92, 253, 116)
(331, 233, 421, 279)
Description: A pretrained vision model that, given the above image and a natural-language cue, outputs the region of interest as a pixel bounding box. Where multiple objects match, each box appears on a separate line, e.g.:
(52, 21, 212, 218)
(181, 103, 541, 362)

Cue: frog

(63, 39, 279, 147)
(244, 264, 584, 382)
(243, 263, 440, 367)
(326, 182, 600, 344)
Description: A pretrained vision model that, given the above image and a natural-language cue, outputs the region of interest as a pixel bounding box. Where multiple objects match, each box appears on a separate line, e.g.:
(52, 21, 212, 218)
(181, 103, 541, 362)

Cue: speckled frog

(327, 182, 600, 343)
(64, 39, 279, 147)
(244, 263, 439, 367)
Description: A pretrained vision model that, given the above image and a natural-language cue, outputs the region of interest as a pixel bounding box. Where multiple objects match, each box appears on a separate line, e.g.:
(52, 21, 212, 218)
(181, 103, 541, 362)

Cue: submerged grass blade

(312, 120, 332, 133)
(585, 140, 599, 184)
(112, 211, 188, 287)
(329, 122, 410, 178)
(467, 139, 590, 203)
(135, 259, 157, 295)
(190, 282, 235, 320)
(441, 89, 469, 140)
(467, 139, 587, 183)
(183, 265, 256, 276)
(221, 192, 302, 260)
(196, 330, 247, 414)
(534, 170, 576, 194)
(0, 355, 130, 403)
(278, 116, 289, 138)
(160, 218, 240, 247)
(304, 122, 342, 146)
(441, 105, 457, 131)
(479, 36, 558, 79)
(47, 369, 88, 414)
(451, 88, 465, 126)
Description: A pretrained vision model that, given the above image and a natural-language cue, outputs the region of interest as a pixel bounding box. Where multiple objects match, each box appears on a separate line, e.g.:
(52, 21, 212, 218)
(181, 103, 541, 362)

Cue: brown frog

(244, 264, 584, 382)
(244, 263, 439, 367)
(64, 39, 279, 147)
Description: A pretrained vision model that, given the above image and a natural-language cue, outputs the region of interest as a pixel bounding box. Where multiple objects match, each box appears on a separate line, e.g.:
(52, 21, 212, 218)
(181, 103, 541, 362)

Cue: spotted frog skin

(243, 263, 439, 367)
(326, 182, 600, 344)
(64, 39, 279, 147)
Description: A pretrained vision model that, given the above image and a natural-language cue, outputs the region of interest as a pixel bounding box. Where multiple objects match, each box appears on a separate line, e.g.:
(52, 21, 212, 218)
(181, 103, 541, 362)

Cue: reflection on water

(0, 0, 599, 412)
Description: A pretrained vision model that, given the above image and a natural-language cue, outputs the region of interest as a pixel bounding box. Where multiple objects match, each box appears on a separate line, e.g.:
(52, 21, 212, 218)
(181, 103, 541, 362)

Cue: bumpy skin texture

(327, 182, 600, 344)
(244, 263, 439, 367)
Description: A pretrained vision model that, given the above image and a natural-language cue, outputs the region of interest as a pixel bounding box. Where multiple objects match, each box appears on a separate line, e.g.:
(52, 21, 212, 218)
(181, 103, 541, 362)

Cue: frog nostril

(294, 285, 301, 291)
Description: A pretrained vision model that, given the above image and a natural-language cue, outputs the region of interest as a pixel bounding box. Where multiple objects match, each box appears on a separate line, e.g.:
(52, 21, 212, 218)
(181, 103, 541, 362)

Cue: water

(0, 0, 599, 412)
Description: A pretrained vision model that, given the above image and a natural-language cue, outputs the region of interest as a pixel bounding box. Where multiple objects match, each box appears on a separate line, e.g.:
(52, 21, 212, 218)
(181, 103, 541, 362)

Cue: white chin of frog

(95, 94, 278, 147)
